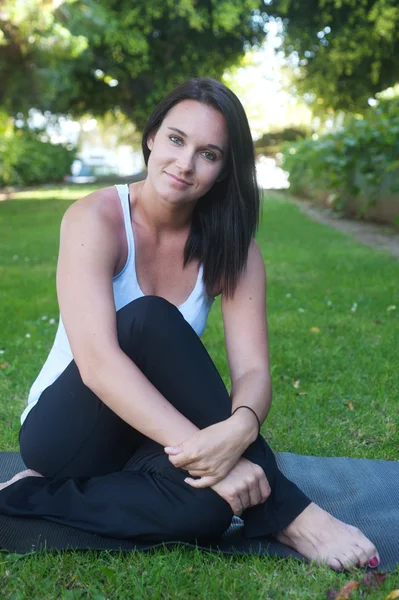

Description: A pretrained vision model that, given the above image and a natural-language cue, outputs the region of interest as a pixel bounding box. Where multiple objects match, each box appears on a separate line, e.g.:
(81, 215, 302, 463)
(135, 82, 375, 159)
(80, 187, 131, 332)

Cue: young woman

(0, 78, 379, 571)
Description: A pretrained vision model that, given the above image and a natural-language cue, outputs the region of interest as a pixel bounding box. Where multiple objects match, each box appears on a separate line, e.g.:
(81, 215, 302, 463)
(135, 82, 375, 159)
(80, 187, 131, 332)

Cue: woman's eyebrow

(167, 127, 225, 155)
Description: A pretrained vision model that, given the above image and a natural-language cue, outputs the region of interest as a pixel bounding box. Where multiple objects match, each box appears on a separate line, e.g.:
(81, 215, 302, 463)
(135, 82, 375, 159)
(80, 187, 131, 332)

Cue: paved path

(276, 193, 399, 261)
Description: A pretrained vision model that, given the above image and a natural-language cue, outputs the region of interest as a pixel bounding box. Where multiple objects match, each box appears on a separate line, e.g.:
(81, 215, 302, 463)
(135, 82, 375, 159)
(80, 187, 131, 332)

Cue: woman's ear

(147, 134, 155, 151)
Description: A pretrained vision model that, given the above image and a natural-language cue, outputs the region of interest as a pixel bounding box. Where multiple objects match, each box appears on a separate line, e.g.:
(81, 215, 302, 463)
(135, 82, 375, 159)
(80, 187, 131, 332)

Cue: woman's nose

(175, 151, 194, 172)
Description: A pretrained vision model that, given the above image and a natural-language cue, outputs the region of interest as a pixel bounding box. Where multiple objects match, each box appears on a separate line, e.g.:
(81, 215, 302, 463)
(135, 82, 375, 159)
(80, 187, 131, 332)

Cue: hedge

(281, 98, 399, 223)
(0, 129, 76, 187)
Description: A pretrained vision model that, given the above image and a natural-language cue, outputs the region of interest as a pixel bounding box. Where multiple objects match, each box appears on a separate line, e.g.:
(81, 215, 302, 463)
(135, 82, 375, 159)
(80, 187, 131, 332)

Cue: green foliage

(281, 98, 399, 213)
(254, 127, 309, 155)
(0, 129, 76, 187)
(267, 0, 399, 113)
(0, 0, 267, 128)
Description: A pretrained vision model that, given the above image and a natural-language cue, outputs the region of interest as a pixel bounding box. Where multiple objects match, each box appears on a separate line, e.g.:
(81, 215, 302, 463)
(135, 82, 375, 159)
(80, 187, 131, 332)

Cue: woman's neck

(133, 179, 195, 236)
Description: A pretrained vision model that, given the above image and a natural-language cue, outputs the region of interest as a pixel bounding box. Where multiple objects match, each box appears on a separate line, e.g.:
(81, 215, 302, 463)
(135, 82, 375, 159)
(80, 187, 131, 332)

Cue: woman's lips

(165, 172, 192, 187)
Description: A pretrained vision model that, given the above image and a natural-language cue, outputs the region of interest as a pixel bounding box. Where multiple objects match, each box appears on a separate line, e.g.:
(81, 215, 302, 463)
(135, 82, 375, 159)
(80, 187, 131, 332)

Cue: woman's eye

(169, 136, 182, 144)
(168, 136, 216, 161)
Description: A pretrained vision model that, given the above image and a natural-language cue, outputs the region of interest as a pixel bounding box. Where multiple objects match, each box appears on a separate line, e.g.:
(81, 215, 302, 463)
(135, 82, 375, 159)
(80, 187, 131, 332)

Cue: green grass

(0, 186, 398, 598)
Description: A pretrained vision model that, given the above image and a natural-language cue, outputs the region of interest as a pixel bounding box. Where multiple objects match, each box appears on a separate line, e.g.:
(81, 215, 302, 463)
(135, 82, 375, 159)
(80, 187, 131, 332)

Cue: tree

(267, 0, 399, 114)
(0, 0, 267, 128)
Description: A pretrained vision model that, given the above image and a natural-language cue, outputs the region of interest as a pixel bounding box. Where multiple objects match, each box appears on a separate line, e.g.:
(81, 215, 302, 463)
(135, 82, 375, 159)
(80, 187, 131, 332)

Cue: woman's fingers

(188, 469, 211, 477)
(185, 460, 272, 516)
(187, 465, 229, 478)
(221, 474, 271, 513)
(168, 453, 215, 471)
(187, 464, 216, 475)
(244, 479, 263, 511)
(167, 454, 195, 468)
(233, 500, 243, 516)
(241, 488, 252, 513)
(258, 471, 271, 502)
(184, 475, 220, 489)
(248, 483, 262, 509)
(242, 470, 271, 511)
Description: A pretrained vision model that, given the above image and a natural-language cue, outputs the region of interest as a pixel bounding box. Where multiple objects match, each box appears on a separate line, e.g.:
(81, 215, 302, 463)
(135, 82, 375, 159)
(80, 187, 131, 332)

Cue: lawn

(0, 185, 398, 599)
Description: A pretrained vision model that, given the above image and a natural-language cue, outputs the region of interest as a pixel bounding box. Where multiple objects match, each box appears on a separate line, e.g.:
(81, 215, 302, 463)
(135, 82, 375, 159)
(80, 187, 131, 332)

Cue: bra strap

(126, 184, 132, 220)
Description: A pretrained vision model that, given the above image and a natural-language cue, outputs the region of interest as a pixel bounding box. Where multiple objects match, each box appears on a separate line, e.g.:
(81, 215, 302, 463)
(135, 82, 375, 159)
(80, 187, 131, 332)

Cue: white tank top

(21, 184, 216, 425)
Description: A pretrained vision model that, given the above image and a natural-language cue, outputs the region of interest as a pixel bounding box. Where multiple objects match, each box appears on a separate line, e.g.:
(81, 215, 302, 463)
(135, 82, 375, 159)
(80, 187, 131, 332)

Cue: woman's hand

(210, 457, 271, 516)
(164, 417, 256, 486)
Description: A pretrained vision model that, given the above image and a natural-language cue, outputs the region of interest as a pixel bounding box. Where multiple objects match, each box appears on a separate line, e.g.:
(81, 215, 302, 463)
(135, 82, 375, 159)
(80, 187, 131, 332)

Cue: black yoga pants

(0, 296, 311, 543)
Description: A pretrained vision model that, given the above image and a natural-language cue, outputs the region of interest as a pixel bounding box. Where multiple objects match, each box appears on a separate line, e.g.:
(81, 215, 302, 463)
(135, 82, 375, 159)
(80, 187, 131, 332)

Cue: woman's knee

(116, 296, 182, 350)
(118, 296, 179, 325)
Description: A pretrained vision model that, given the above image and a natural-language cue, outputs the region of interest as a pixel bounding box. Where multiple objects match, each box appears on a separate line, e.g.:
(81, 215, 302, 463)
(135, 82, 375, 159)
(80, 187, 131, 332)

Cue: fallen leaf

(347, 401, 354, 411)
(297, 392, 308, 396)
(293, 379, 300, 388)
(361, 572, 389, 588)
(65, 574, 78, 589)
(1, 362, 9, 369)
(310, 327, 320, 333)
(374, 320, 382, 325)
(385, 590, 399, 600)
(335, 580, 360, 599)
(387, 305, 396, 312)
(188, 566, 193, 572)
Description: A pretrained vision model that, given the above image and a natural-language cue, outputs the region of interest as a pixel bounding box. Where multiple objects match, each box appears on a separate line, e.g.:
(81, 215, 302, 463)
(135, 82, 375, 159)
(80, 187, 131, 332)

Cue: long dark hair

(142, 78, 261, 299)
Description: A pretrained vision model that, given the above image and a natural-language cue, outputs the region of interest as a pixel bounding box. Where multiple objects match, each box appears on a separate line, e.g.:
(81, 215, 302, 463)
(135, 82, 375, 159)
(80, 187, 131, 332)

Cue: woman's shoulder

(59, 186, 125, 275)
(63, 185, 123, 231)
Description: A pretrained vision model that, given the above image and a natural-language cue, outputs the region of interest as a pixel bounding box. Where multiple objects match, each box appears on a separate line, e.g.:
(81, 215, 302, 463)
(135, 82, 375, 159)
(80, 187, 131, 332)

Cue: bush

(282, 99, 399, 216)
(254, 127, 309, 156)
(0, 129, 76, 187)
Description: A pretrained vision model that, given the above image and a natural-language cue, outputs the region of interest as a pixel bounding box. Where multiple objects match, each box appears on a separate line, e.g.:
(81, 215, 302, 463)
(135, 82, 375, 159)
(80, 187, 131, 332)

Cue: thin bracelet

(231, 405, 261, 435)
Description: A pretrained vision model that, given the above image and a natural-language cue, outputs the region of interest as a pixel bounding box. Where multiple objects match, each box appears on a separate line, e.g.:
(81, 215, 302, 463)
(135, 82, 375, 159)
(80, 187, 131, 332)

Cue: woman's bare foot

(275, 502, 380, 571)
(0, 469, 44, 491)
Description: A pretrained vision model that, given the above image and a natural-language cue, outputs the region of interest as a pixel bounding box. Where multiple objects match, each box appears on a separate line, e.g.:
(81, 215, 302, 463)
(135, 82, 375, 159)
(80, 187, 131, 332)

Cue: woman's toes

(348, 526, 379, 567)
(275, 504, 380, 573)
(368, 555, 380, 568)
(338, 552, 359, 571)
(362, 540, 379, 567)
(352, 547, 379, 569)
(350, 546, 367, 568)
(328, 557, 343, 571)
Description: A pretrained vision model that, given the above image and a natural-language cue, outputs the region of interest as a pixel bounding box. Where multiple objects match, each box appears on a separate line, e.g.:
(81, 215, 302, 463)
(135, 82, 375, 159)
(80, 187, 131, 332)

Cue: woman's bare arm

(222, 239, 271, 434)
(163, 239, 272, 481)
(57, 191, 199, 447)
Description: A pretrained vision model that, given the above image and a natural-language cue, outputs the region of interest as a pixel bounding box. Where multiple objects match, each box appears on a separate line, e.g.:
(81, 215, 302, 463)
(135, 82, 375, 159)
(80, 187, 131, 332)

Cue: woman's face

(146, 99, 229, 206)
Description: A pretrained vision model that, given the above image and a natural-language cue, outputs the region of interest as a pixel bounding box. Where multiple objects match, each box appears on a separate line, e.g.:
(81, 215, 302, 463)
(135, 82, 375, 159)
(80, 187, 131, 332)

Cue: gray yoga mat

(0, 452, 398, 572)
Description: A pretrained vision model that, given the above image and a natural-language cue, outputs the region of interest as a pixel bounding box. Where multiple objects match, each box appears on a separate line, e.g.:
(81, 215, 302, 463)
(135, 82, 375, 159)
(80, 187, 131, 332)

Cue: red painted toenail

(369, 556, 379, 567)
